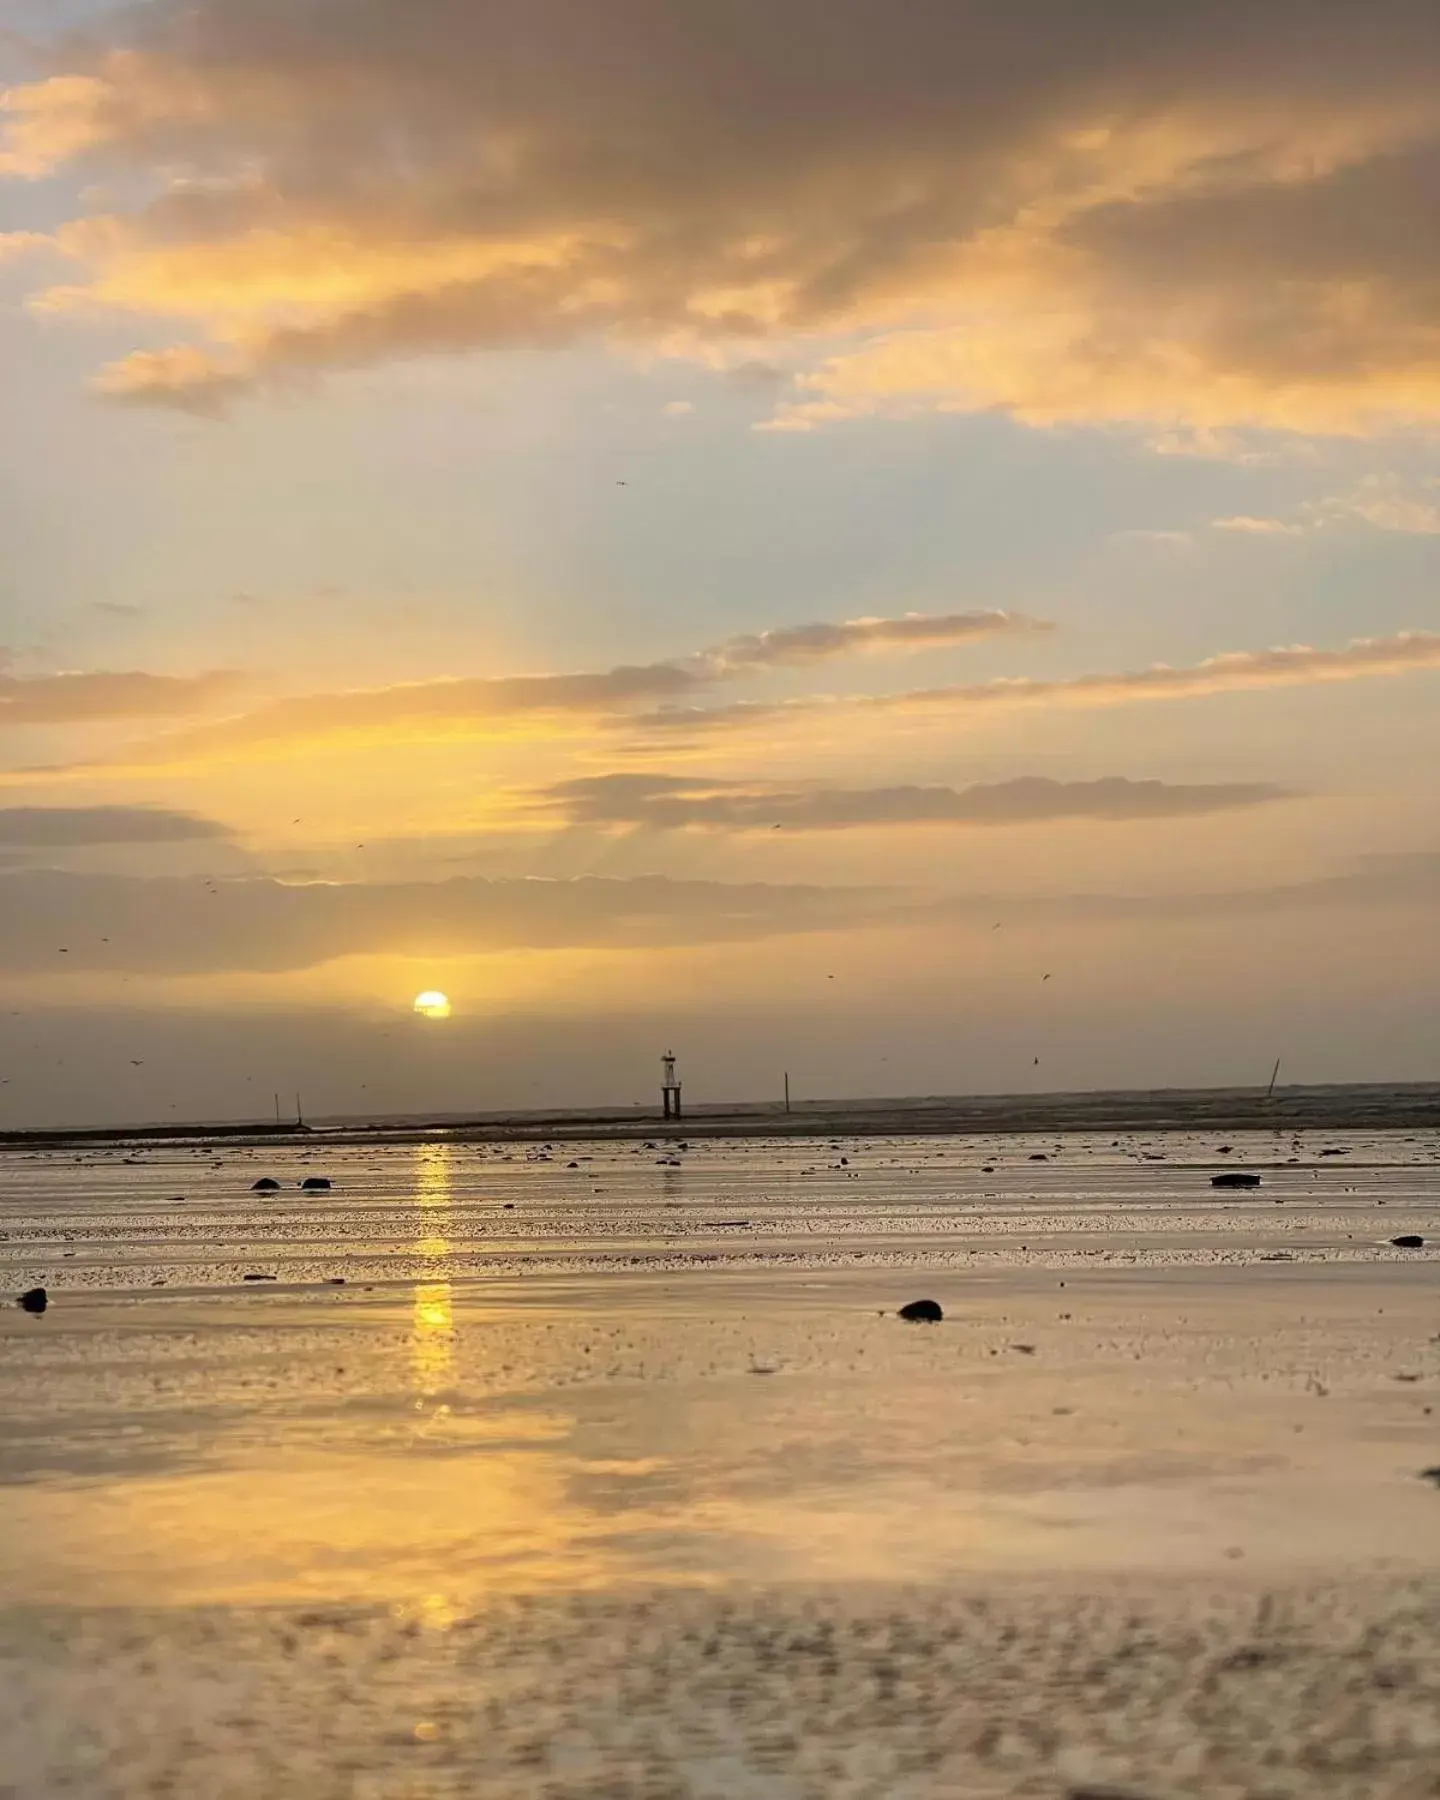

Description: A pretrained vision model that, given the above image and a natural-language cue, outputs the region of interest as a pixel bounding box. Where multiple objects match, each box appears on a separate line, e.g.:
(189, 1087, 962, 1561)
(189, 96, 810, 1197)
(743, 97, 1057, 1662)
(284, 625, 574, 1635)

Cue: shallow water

(1, 1131, 1438, 1794)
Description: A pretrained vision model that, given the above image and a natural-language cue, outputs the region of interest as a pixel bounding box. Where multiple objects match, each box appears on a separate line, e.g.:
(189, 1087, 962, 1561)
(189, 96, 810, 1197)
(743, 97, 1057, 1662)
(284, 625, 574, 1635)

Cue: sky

(0, 0, 1438, 1126)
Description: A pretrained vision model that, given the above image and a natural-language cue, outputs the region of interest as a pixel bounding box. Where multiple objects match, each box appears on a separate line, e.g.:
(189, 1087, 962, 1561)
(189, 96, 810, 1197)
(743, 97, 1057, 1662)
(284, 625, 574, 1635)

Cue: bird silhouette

(1042, 973, 1052, 981)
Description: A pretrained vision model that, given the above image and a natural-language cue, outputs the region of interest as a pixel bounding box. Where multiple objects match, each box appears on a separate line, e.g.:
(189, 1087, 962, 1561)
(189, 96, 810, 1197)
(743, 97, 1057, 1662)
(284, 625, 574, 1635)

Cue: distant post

(661, 1051, 683, 1120)
(784, 1071, 791, 1114)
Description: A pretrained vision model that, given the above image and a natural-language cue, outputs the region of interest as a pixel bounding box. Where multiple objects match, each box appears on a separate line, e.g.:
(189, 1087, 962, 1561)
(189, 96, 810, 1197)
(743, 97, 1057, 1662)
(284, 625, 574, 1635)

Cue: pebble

(898, 1299, 944, 1323)
(17, 1287, 47, 1315)
(1390, 1234, 1425, 1249)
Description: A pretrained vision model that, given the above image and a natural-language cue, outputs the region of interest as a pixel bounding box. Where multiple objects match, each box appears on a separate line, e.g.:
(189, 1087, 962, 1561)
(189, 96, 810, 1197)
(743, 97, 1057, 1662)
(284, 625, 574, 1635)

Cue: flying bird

(1042, 973, 1052, 982)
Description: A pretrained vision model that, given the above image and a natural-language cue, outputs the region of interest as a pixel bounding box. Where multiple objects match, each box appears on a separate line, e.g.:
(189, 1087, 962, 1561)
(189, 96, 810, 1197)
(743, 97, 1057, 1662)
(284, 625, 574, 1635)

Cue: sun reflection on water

(412, 1144, 455, 1397)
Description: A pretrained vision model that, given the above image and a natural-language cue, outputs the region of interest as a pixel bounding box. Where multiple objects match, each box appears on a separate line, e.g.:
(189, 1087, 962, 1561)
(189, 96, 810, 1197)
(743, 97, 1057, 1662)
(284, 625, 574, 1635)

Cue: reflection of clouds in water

(412, 1145, 455, 1397)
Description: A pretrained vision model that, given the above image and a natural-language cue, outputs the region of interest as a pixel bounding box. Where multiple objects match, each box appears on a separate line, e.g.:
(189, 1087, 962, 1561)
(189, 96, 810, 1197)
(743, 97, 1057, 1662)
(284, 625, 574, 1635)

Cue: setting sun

(413, 990, 452, 1020)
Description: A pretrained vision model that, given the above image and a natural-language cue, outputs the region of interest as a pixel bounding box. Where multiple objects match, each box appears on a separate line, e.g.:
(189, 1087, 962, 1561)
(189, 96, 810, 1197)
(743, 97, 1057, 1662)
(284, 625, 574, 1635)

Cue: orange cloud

(5, 2, 1440, 432)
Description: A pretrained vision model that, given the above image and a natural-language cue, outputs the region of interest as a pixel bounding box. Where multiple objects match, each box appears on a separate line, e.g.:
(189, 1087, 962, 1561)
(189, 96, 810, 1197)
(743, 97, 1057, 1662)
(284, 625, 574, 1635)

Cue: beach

(1, 1130, 1438, 1795)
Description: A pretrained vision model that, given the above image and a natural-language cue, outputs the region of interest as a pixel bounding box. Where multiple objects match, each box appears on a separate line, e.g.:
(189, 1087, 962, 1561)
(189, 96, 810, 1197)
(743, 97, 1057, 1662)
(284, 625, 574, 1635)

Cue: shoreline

(2, 1079, 1436, 1151)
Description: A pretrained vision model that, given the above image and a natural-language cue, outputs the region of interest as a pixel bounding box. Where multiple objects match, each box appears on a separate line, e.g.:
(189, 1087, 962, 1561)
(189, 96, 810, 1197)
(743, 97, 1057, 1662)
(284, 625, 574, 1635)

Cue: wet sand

(1, 1133, 1438, 1795)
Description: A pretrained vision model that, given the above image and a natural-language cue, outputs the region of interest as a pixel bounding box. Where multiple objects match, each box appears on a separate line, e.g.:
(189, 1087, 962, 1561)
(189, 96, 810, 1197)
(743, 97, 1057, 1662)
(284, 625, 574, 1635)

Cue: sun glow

(413, 989, 452, 1019)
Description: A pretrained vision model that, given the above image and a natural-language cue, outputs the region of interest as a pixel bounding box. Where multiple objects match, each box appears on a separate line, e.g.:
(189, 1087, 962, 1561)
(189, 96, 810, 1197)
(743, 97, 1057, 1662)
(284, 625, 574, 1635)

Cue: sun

(413, 990, 452, 1020)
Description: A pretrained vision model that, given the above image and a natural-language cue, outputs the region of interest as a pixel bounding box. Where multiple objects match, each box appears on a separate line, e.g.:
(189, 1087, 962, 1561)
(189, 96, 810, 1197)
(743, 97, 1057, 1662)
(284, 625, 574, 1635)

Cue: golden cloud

(5, 2, 1440, 431)
(53, 609, 1039, 767)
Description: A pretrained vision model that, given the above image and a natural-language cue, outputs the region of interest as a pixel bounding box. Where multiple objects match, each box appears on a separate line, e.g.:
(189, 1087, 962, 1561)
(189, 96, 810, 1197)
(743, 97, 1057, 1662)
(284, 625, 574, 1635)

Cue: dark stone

(897, 1298, 944, 1323)
(300, 1176, 332, 1191)
(1211, 1172, 1261, 1189)
(17, 1286, 47, 1314)
(1391, 1234, 1425, 1249)
(242, 1272, 276, 1282)
(251, 1177, 281, 1192)
(1420, 1467, 1440, 1488)
(1029, 1153, 1049, 1161)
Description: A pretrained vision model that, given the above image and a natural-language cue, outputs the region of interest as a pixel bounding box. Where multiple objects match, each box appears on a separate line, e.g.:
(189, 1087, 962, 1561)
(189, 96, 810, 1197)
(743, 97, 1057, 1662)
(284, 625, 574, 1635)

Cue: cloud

(0, 806, 231, 847)
(534, 772, 1292, 832)
(635, 630, 1440, 735)
(0, 870, 888, 974)
(1309, 474, 1440, 535)
(0, 667, 243, 726)
(6, 1, 1440, 433)
(89, 601, 147, 618)
(1210, 516, 1305, 537)
(1209, 476, 1440, 538)
(924, 850, 1440, 929)
(1111, 529, 1195, 549)
(2, 847, 1435, 979)
(70, 609, 1039, 766)
(693, 610, 1049, 677)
